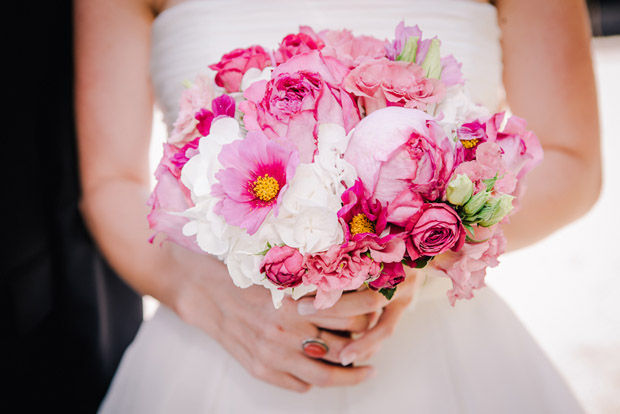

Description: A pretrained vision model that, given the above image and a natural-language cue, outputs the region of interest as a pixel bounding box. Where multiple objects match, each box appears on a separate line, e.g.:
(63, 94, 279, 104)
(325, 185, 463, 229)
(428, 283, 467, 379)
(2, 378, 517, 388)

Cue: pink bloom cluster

(148, 21, 542, 310)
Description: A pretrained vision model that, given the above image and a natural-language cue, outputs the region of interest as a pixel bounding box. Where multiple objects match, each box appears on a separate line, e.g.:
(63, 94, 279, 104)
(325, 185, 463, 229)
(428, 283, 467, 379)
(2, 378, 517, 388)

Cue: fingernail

(297, 302, 316, 315)
(340, 352, 357, 366)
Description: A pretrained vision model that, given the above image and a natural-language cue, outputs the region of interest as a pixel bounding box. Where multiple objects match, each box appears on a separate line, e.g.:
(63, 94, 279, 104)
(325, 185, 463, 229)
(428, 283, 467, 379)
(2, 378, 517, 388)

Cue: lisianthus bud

(421, 38, 441, 79)
(463, 190, 490, 215)
(479, 194, 514, 227)
(396, 36, 419, 62)
(447, 174, 474, 206)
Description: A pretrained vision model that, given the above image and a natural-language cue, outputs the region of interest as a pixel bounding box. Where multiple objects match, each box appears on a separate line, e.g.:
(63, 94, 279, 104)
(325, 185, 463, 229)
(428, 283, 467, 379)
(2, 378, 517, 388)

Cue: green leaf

(182, 79, 193, 89)
(379, 287, 397, 301)
(396, 36, 419, 62)
(413, 256, 432, 269)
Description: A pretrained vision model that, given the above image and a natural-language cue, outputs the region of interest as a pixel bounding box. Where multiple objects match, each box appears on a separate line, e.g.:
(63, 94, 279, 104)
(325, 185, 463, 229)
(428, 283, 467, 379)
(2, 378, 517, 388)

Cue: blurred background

(146, 7, 620, 413)
(487, 33, 620, 414)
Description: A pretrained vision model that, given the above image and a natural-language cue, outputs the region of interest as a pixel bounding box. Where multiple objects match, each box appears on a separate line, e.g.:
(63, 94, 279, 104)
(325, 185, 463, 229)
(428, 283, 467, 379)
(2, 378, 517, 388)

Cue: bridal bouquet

(148, 23, 542, 309)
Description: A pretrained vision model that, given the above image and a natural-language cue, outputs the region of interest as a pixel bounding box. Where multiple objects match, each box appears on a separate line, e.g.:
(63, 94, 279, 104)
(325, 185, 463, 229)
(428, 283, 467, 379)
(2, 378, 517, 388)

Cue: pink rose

(274, 26, 324, 64)
(368, 262, 406, 291)
(260, 246, 305, 289)
(405, 203, 465, 261)
(304, 242, 381, 309)
(241, 50, 360, 163)
(344, 57, 445, 114)
(319, 29, 388, 68)
(147, 142, 201, 253)
(343, 107, 456, 220)
(430, 226, 506, 305)
(208, 46, 273, 93)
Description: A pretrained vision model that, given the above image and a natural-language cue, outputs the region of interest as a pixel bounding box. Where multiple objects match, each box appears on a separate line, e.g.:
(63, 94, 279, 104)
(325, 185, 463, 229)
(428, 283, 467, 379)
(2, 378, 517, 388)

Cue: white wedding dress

(99, 1, 586, 412)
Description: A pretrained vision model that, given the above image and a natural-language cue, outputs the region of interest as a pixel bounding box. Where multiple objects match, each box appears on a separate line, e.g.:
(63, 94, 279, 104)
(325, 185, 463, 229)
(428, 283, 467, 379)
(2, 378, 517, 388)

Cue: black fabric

(2, 1, 143, 411)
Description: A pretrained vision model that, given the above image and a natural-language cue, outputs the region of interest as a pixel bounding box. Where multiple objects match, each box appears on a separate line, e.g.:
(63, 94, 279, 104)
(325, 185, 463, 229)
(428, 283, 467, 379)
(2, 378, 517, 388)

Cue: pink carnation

(304, 242, 382, 309)
(430, 226, 506, 306)
(319, 29, 388, 68)
(241, 50, 360, 163)
(211, 131, 299, 235)
(344, 58, 445, 114)
(168, 74, 215, 146)
(209, 46, 273, 93)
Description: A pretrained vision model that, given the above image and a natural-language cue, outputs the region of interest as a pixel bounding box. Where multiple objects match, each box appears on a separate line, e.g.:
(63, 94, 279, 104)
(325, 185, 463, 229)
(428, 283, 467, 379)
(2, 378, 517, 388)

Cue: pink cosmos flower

(343, 107, 456, 225)
(209, 46, 273, 93)
(319, 29, 388, 68)
(344, 58, 445, 114)
(147, 141, 201, 252)
(385, 22, 463, 86)
(430, 226, 506, 306)
(274, 26, 325, 64)
(241, 50, 360, 163)
(260, 245, 306, 289)
(211, 131, 299, 235)
(337, 179, 386, 242)
(168, 74, 215, 145)
(404, 203, 466, 261)
(304, 242, 382, 309)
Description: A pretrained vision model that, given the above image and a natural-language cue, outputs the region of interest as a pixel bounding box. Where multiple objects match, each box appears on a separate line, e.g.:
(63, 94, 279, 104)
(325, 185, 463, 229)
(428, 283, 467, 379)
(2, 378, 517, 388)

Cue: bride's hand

(172, 251, 377, 393)
(296, 268, 420, 367)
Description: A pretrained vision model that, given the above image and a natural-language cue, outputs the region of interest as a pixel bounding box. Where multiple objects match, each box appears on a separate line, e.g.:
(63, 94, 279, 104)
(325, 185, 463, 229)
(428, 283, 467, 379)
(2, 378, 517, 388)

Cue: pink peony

(147, 141, 201, 252)
(404, 203, 465, 261)
(211, 131, 299, 235)
(343, 107, 456, 223)
(274, 26, 324, 64)
(319, 29, 388, 68)
(304, 242, 382, 309)
(209, 46, 273, 93)
(344, 58, 445, 114)
(241, 50, 360, 163)
(430, 226, 506, 306)
(260, 245, 306, 289)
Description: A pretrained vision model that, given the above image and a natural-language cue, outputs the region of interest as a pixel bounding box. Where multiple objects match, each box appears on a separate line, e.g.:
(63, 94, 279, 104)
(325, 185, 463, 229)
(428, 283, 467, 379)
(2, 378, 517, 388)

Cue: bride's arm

(495, 0, 602, 251)
(75, 0, 378, 391)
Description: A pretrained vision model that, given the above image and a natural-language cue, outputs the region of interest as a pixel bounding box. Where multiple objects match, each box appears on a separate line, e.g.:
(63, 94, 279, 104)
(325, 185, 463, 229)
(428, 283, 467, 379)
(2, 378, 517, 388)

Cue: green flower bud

(396, 36, 419, 62)
(478, 195, 515, 227)
(463, 190, 490, 216)
(421, 38, 442, 79)
(447, 174, 474, 206)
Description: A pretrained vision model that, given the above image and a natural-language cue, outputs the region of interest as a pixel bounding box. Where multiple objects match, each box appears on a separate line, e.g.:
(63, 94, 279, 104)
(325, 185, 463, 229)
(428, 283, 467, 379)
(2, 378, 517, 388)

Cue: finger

(305, 313, 372, 333)
(297, 289, 389, 318)
(290, 355, 376, 387)
(249, 361, 313, 393)
(337, 301, 408, 366)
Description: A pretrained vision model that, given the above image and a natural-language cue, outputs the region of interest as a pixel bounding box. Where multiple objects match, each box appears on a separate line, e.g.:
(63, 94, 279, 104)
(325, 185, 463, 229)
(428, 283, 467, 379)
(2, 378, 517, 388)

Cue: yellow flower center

(460, 138, 479, 149)
(349, 213, 376, 236)
(252, 174, 280, 202)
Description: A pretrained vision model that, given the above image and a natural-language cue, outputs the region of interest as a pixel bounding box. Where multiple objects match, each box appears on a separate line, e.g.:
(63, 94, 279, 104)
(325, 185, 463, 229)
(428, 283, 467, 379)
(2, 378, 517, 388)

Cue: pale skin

(75, 0, 601, 393)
